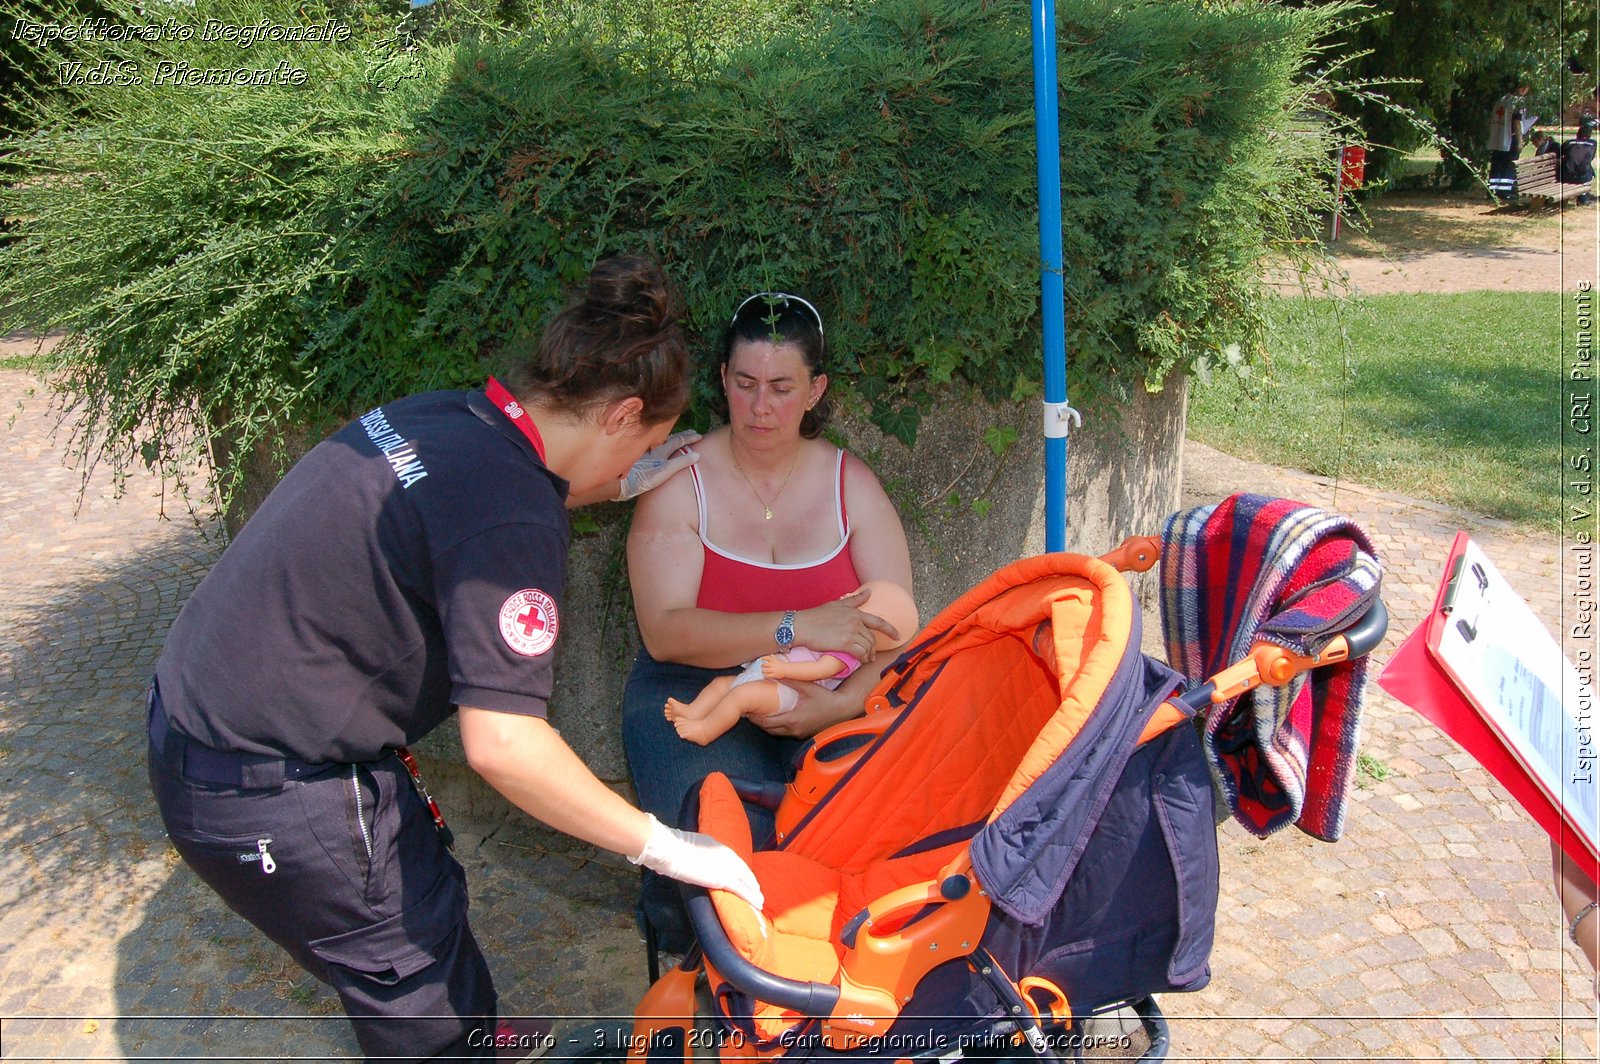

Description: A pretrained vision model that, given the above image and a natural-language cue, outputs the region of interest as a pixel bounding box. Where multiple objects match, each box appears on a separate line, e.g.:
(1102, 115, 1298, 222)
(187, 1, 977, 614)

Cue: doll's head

(859, 580, 920, 652)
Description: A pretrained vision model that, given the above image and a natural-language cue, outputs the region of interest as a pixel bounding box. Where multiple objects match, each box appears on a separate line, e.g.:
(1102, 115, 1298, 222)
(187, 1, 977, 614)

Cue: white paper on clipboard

(1435, 540, 1599, 851)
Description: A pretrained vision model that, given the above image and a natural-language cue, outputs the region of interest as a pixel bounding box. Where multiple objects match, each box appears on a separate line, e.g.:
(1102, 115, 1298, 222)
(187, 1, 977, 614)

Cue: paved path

(1168, 444, 1598, 1062)
(0, 365, 1595, 1062)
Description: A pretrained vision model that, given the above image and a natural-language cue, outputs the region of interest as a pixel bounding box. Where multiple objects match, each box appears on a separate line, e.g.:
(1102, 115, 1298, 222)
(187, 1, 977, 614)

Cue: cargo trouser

(147, 686, 497, 1062)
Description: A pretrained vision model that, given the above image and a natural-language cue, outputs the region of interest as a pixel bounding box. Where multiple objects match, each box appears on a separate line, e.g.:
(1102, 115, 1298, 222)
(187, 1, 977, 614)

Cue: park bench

(1514, 151, 1587, 206)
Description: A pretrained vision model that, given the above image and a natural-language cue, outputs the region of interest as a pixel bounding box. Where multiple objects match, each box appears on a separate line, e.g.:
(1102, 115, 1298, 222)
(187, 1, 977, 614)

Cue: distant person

(1561, 118, 1597, 205)
(1529, 129, 1558, 157)
(1487, 82, 1529, 201)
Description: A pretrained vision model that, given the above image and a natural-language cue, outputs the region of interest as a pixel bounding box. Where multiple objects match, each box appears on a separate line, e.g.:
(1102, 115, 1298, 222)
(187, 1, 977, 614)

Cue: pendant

(764, 507, 773, 521)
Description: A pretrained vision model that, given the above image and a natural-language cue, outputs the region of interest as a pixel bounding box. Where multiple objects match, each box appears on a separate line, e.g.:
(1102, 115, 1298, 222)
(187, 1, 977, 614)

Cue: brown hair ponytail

(507, 256, 690, 425)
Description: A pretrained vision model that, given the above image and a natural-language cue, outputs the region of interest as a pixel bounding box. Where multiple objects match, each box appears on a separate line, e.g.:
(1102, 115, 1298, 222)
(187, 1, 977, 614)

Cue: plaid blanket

(1160, 493, 1382, 841)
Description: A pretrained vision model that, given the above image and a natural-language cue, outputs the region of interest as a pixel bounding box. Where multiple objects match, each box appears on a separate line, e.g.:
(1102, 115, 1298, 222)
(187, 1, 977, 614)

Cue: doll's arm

(760, 652, 848, 682)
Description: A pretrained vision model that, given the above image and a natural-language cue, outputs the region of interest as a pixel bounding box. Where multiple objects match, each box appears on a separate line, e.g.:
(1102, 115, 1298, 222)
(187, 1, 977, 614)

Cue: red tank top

(693, 449, 862, 612)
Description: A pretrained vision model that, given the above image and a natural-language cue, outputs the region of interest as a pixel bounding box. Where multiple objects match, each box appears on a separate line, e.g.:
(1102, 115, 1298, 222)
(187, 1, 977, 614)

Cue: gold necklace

(729, 447, 800, 521)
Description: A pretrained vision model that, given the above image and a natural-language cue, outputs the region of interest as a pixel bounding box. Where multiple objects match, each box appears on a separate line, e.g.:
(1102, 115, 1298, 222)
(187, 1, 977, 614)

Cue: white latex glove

(618, 430, 701, 500)
(628, 814, 765, 910)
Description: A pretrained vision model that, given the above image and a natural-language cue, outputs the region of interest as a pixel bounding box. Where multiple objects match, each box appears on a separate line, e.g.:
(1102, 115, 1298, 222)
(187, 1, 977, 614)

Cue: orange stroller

(575, 498, 1385, 1063)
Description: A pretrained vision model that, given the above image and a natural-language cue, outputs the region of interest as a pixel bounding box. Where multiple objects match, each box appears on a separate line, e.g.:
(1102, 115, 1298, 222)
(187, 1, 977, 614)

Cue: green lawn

(1188, 291, 1580, 530)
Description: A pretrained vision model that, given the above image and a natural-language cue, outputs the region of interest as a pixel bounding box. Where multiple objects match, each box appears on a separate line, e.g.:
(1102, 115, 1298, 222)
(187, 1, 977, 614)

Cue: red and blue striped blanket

(1160, 493, 1382, 841)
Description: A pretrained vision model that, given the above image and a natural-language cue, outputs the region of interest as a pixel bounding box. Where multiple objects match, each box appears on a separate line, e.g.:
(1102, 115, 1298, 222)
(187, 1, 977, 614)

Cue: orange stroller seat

(675, 550, 1216, 1054)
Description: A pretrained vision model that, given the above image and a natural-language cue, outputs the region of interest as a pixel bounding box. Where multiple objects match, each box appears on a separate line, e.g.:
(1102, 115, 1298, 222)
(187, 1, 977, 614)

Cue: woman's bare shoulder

(694, 425, 733, 462)
(839, 447, 892, 499)
(840, 447, 912, 577)
(631, 449, 703, 534)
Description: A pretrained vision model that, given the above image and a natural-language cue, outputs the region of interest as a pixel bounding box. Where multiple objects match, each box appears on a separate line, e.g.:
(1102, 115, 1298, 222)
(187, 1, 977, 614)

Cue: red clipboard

(1377, 531, 1599, 871)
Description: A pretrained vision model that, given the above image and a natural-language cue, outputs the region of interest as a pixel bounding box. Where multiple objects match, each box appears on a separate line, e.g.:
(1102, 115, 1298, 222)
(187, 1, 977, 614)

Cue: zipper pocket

(351, 764, 374, 864)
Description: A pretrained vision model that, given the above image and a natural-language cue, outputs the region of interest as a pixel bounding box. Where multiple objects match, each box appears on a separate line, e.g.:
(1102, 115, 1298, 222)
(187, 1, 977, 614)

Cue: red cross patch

(498, 588, 559, 657)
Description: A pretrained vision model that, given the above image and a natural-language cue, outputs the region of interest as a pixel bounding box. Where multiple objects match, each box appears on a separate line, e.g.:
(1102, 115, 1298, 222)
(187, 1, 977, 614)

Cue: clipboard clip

(1441, 556, 1489, 641)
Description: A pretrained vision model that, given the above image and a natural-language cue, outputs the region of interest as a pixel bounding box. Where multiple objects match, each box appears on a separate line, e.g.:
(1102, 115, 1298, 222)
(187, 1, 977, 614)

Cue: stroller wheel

(1129, 996, 1169, 1061)
(1072, 996, 1167, 1062)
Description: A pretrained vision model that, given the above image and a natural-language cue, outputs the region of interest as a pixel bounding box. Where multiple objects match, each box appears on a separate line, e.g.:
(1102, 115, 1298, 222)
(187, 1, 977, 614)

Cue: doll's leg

(668, 680, 785, 746)
(664, 675, 738, 724)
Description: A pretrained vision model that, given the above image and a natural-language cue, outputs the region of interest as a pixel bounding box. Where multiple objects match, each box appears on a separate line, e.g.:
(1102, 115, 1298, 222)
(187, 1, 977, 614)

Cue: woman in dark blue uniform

(147, 257, 762, 1062)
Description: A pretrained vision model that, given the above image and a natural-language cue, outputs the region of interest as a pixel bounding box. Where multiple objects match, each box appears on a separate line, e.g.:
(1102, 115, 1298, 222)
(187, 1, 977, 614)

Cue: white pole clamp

(1043, 401, 1082, 439)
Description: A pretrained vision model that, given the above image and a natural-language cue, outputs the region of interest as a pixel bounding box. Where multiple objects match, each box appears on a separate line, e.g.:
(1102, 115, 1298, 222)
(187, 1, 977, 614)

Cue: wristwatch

(775, 610, 796, 649)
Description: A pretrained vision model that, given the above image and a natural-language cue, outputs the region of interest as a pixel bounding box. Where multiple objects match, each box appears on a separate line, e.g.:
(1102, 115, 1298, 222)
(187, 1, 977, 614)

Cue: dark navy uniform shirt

(155, 387, 570, 765)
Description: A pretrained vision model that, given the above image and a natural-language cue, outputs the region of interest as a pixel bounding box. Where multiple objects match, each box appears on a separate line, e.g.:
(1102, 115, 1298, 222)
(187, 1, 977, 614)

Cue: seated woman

(664, 579, 918, 746)
(1563, 120, 1598, 205)
(622, 291, 915, 951)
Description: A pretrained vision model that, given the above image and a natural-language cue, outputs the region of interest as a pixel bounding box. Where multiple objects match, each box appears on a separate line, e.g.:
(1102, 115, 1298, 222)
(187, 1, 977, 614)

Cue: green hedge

(0, 0, 1340, 511)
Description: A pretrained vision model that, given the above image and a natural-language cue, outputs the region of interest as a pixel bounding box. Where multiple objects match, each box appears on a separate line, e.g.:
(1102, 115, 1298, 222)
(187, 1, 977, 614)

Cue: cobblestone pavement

(0, 360, 1596, 1063)
(1166, 444, 1598, 1063)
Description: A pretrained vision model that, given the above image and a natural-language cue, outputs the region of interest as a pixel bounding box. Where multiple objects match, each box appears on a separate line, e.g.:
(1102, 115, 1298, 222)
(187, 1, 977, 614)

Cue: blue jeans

(621, 648, 802, 953)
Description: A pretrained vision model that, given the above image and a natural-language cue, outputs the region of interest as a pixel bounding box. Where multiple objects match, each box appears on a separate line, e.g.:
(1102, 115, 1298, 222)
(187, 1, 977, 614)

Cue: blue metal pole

(1031, 0, 1069, 552)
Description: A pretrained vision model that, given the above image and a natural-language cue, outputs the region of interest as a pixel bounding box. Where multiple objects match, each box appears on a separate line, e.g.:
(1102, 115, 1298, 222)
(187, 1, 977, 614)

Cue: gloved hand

(618, 430, 701, 500)
(628, 814, 765, 910)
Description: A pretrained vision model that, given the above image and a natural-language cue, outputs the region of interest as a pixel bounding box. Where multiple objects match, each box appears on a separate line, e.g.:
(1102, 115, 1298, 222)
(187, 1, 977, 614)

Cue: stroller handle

(678, 783, 845, 1016)
(1175, 597, 1389, 713)
(1337, 596, 1389, 657)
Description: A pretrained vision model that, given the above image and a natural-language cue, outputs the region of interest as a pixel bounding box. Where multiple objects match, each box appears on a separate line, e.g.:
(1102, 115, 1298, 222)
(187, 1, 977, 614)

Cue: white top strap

(690, 449, 850, 569)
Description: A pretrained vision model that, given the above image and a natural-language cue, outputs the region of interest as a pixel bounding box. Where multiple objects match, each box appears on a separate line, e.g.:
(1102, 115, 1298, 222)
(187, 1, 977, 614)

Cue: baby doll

(664, 580, 919, 746)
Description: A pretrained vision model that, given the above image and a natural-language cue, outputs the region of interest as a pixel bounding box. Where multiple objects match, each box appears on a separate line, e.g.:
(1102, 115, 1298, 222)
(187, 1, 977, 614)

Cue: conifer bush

(0, 0, 1340, 514)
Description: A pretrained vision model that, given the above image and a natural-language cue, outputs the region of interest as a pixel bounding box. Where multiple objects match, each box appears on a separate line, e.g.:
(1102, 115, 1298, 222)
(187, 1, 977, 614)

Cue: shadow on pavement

(0, 529, 658, 1061)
